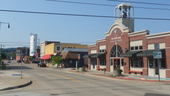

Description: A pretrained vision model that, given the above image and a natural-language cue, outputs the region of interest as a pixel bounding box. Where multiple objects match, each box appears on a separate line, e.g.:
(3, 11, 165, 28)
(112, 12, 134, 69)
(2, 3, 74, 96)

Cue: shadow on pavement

(7, 66, 33, 70)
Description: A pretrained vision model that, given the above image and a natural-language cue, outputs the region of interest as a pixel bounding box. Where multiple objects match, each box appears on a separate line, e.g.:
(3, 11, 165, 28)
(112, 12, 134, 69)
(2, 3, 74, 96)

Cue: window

(99, 49, 106, 53)
(161, 58, 166, 68)
(131, 47, 134, 50)
(140, 59, 143, 67)
(135, 46, 138, 50)
(139, 46, 142, 50)
(135, 59, 139, 67)
(121, 59, 124, 66)
(130, 58, 133, 67)
(56, 46, 61, 51)
(149, 58, 153, 68)
(110, 59, 113, 65)
(100, 59, 106, 65)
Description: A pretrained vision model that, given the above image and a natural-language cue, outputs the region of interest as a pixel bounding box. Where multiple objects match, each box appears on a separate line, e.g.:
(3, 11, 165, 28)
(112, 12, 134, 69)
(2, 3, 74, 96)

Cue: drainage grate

(12, 74, 22, 76)
(144, 93, 169, 96)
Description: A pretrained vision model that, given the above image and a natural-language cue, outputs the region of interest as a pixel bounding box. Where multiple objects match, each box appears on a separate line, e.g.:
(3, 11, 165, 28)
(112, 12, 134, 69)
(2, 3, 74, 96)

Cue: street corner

(0, 76, 32, 91)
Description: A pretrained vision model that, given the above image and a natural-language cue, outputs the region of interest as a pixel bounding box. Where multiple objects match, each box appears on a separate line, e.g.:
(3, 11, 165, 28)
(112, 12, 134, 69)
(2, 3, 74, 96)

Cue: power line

(0, 9, 170, 20)
(107, 0, 170, 6)
(47, 0, 170, 11)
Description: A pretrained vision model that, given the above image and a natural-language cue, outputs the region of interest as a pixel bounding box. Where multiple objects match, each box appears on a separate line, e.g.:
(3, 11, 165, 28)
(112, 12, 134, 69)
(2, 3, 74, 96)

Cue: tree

(52, 56, 62, 66)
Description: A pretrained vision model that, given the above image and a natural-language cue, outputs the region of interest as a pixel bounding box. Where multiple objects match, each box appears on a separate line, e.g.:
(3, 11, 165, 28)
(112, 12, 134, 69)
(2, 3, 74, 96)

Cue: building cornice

(96, 38, 106, 43)
(128, 30, 149, 37)
(147, 31, 170, 39)
(88, 44, 96, 47)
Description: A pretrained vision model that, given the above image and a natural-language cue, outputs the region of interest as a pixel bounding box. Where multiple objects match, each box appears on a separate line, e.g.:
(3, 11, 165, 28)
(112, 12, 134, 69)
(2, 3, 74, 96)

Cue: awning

(61, 52, 78, 59)
(83, 54, 96, 58)
(91, 52, 106, 58)
(120, 51, 142, 57)
(41, 54, 53, 60)
(137, 49, 165, 57)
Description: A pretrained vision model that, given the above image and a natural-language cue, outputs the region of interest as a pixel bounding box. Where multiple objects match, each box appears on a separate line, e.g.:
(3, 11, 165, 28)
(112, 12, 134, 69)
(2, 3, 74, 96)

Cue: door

(113, 58, 120, 70)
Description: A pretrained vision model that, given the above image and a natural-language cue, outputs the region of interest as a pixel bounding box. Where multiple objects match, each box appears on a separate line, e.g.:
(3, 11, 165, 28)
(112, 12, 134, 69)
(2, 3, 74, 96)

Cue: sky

(0, 0, 169, 48)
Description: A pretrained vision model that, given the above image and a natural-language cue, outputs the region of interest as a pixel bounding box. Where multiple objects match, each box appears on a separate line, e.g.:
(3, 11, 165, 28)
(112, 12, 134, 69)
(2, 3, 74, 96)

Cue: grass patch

(110, 74, 124, 77)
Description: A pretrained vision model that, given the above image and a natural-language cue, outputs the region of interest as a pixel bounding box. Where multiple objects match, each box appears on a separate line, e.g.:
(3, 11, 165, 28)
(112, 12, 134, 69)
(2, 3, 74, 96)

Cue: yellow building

(45, 43, 88, 55)
(42, 43, 88, 66)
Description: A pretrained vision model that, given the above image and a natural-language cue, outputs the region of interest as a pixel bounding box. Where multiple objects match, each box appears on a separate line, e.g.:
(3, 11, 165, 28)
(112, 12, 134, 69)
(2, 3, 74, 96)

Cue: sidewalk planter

(113, 68, 122, 76)
(79, 67, 85, 72)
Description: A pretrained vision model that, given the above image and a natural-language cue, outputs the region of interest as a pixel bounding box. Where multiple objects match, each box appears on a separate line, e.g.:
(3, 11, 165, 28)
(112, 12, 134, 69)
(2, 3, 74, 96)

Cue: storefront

(86, 3, 170, 78)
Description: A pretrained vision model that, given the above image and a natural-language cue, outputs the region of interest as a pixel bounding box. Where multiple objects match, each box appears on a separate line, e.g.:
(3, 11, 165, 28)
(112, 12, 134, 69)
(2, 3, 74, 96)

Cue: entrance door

(113, 58, 120, 70)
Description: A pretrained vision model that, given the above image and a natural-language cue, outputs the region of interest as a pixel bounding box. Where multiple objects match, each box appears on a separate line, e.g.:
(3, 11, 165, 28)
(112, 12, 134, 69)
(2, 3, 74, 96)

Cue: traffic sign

(153, 51, 162, 58)
(154, 43, 159, 50)
(78, 54, 80, 59)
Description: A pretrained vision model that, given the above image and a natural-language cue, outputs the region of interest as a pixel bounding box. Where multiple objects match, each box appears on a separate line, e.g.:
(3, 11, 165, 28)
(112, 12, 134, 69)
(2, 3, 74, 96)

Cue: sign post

(154, 44, 161, 82)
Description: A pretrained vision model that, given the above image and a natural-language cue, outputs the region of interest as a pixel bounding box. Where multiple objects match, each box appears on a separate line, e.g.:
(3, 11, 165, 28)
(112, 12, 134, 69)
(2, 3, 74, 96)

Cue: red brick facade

(87, 23, 170, 78)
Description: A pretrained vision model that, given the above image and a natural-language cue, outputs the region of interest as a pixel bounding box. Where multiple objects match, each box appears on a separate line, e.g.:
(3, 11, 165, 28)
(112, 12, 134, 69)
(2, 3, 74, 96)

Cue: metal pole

(76, 61, 77, 71)
(157, 58, 160, 82)
(21, 59, 22, 79)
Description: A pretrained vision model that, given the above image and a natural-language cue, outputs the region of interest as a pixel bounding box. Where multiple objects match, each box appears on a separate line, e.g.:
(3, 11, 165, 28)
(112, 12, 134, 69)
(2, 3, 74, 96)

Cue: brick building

(86, 3, 170, 78)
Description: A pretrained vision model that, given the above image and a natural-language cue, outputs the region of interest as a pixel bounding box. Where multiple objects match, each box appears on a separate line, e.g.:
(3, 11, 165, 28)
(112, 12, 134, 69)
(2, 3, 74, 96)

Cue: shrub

(116, 67, 123, 72)
(2, 64, 6, 69)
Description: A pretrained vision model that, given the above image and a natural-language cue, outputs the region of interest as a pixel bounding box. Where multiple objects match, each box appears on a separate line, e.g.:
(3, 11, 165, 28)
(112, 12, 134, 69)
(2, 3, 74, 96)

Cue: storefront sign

(110, 37, 122, 43)
(153, 51, 162, 58)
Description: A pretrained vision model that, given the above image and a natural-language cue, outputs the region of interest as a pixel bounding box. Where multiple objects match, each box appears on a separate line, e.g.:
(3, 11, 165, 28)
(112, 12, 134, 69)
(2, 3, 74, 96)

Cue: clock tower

(114, 3, 134, 32)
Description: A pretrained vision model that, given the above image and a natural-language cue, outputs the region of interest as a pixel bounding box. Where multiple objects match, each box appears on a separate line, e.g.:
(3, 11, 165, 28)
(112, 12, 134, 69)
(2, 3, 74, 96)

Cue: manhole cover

(12, 74, 22, 76)
(144, 93, 169, 96)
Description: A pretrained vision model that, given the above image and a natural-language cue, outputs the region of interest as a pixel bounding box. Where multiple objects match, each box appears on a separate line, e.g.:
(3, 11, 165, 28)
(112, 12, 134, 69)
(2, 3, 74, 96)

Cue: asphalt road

(0, 61, 170, 96)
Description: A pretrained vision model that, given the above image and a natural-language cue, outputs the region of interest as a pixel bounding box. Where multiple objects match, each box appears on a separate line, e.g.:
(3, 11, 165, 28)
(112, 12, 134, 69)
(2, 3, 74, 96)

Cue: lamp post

(0, 22, 10, 58)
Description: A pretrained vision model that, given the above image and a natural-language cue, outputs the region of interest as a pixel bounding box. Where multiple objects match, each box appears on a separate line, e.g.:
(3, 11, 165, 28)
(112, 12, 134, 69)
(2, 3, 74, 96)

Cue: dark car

(17, 60, 21, 63)
(38, 62, 46, 67)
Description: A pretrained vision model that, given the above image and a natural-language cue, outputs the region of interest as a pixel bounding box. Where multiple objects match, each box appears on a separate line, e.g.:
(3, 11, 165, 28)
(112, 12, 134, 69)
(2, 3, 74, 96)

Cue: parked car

(17, 60, 21, 63)
(38, 62, 46, 67)
(7, 60, 11, 63)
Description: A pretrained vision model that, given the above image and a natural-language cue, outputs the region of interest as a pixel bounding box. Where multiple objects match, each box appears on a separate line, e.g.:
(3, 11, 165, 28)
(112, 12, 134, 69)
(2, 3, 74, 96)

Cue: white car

(7, 60, 11, 63)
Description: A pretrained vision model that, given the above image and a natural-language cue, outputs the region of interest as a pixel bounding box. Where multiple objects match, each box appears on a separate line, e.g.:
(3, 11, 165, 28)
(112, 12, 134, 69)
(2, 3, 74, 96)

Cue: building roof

(61, 48, 88, 53)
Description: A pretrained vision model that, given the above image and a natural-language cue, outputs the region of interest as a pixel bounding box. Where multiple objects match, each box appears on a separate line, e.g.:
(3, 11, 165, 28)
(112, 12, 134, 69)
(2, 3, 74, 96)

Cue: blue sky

(0, 0, 169, 48)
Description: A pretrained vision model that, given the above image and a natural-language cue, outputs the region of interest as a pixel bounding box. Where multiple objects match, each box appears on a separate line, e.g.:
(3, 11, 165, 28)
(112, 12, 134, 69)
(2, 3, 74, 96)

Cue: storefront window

(131, 47, 134, 50)
(149, 58, 153, 68)
(161, 58, 166, 68)
(110, 59, 113, 65)
(140, 59, 143, 67)
(100, 59, 106, 65)
(131, 58, 133, 67)
(121, 59, 124, 66)
(135, 59, 138, 67)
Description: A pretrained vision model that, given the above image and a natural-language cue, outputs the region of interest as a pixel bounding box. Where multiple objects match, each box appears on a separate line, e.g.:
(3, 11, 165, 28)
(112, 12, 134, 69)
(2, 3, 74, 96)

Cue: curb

(0, 79, 32, 91)
(68, 71, 170, 83)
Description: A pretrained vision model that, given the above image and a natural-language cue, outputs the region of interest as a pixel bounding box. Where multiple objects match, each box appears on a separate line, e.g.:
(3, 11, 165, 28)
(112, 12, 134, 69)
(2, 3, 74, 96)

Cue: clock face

(114, 29, 117, 34)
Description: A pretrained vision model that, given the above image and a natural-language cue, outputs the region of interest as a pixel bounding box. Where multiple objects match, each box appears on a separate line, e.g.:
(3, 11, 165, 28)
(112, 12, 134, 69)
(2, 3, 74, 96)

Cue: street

(0, 61, 170, 96)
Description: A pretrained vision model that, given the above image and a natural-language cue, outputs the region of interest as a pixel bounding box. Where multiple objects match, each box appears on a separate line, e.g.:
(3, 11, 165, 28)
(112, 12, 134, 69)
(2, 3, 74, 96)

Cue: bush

(83, 66, 86, 69)
(116, 67, 123, 72)
(2, 64, 6, 69)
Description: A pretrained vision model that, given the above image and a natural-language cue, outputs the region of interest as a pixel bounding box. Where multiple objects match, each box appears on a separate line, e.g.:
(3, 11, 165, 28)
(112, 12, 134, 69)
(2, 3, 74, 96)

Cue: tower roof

(115, 3, 133, 9)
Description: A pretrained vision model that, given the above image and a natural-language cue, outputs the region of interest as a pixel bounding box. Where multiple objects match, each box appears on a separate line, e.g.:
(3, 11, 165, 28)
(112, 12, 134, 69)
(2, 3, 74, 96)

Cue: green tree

(1, 53, 7, 59)
(52, 56, 62, 66)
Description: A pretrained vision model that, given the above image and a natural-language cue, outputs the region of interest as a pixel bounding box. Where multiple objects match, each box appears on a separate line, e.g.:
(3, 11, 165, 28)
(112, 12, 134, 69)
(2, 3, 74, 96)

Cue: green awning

(91, 52, 106, 58)
(137, 50, 164, 57)
(120, 51, 142, 57)
(83, 54, 96, 58)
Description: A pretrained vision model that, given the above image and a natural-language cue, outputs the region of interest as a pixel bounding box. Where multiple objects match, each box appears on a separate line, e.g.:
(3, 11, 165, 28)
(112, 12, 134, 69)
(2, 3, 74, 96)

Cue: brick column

(88, 58, 91, 70)
(166, 48, 170, 78)
(143, 57, 148, 75)
(124, 57, 130, 74)
(97, 58, 99, 71)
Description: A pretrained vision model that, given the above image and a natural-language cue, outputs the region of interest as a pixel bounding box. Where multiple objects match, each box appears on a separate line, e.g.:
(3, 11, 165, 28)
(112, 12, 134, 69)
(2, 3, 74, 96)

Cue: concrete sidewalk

(68, 69, 170, 83)
(0, 70, 32, 91)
